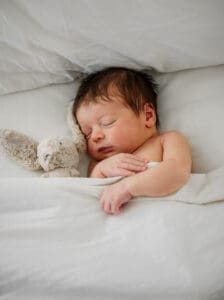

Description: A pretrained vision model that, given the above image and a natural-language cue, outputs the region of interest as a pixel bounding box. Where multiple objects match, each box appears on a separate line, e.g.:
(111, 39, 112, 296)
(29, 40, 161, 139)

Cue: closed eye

(101, 120, 116, 127)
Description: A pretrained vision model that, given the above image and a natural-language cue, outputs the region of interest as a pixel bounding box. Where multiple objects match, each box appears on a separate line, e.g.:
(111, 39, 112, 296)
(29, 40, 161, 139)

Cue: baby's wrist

(90, 162, 105, 178)
(96, 162, 106, 177)
(122, 176, 136, 198)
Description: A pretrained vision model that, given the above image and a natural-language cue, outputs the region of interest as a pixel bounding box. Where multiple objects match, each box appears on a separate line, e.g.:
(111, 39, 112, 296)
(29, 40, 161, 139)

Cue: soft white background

(1, 0, 224, 94)
(1, 1, 224, 299)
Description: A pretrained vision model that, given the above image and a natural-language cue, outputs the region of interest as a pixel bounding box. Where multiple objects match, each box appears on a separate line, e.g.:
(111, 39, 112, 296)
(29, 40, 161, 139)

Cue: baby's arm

(126, 131, 192, 197)
(100, 131, 192, 214)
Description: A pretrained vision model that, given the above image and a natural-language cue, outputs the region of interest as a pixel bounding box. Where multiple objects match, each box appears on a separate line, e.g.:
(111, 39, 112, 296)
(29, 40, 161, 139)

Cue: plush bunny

(0, 102, 86, 177)
(0, 129, 82, 177)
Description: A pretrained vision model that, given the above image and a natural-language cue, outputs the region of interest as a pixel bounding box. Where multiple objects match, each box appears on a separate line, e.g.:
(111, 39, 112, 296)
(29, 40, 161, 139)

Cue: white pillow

(0, 82, 89, 177)
(157, 65, 224, 173)
(0, 71, 73, 95)
(1, 0, 224, 88)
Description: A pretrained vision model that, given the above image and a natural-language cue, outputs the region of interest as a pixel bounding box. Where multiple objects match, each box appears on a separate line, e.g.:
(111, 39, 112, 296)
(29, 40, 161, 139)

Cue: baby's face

(76, 97, 151, 161)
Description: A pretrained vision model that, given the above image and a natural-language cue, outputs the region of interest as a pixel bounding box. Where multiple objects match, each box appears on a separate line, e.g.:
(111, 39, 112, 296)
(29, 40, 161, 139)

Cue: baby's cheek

(87, 144, 98, 159)
(113, 137, 132, 153)
(110, 132, 124, 146)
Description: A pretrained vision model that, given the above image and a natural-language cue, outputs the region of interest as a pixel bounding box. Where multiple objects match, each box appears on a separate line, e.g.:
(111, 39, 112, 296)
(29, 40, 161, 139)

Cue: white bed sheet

(1, 171, 224, 300)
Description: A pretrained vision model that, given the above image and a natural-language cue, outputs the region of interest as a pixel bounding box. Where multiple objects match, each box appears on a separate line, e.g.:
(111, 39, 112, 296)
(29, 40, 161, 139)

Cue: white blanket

(1, 168, 224, 299)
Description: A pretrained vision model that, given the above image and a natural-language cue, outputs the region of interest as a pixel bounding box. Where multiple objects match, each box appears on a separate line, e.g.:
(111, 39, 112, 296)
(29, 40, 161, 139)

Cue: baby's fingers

(121, 154, 147, 165)
(116, 168, 136, 177)
(121, 153, 147, 163)
(100, 197, 113, 214)
(120, 161, 148, 172)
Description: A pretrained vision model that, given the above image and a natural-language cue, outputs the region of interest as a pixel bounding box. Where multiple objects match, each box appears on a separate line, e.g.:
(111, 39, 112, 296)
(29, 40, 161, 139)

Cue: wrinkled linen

(1, 0, 224, 95)
(1, 1, 224, 299)
(1, 167, 224, 299)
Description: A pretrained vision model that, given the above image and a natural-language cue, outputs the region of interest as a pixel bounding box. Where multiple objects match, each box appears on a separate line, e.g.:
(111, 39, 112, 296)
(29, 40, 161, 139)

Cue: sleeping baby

(72, 67, 192, 214)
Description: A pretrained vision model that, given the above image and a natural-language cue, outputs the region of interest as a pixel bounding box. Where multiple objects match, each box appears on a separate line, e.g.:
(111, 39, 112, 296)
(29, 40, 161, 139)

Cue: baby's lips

(98, 146, 114, 153)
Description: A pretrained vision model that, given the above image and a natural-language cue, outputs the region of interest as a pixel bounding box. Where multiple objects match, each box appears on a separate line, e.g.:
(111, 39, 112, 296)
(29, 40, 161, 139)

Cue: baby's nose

(91, 128, 104, 143)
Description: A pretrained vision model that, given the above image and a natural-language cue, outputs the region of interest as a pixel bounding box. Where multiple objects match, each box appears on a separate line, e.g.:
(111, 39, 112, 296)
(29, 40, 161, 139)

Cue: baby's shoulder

(159, 130, 190, 151)
(160, 130, 185, 142)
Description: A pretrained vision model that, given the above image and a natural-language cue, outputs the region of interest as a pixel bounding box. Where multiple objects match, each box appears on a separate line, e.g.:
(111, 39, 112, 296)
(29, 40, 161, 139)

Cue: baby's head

(73, 67, 159, 161)
(73, 67, 159, 127)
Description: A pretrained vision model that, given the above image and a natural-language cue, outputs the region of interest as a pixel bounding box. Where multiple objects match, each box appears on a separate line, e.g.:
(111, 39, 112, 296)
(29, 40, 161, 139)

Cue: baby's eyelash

(84, 132, 91, 139)
(82, 129, 91, 139)
(101, 120, 116, 127)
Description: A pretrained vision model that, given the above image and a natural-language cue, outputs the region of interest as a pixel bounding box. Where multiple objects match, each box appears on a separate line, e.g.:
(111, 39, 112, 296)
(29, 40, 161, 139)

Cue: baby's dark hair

(73, 67, 159, 127)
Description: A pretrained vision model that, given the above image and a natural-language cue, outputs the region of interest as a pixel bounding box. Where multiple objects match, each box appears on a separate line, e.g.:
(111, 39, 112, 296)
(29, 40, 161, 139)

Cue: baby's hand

(96, 153, 147, 177)
(100, 180, 133, 214)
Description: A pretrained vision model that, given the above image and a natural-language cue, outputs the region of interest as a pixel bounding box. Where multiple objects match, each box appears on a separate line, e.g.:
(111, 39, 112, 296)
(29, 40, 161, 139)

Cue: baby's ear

(143, 103, 156, 128)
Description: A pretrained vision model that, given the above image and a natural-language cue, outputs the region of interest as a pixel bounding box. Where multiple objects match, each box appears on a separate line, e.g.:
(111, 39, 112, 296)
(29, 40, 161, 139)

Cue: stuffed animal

(0, 102, 86, 177)
(0, 129, 81, 177)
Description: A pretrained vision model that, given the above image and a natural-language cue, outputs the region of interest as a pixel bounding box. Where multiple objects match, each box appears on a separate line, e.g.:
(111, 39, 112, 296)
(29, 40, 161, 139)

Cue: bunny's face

(37, 138, 79, 171)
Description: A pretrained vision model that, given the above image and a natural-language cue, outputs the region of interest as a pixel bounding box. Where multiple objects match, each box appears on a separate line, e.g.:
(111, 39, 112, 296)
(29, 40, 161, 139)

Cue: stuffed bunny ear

(67, 101, 86, 153)
(0, 129, 41, 170)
